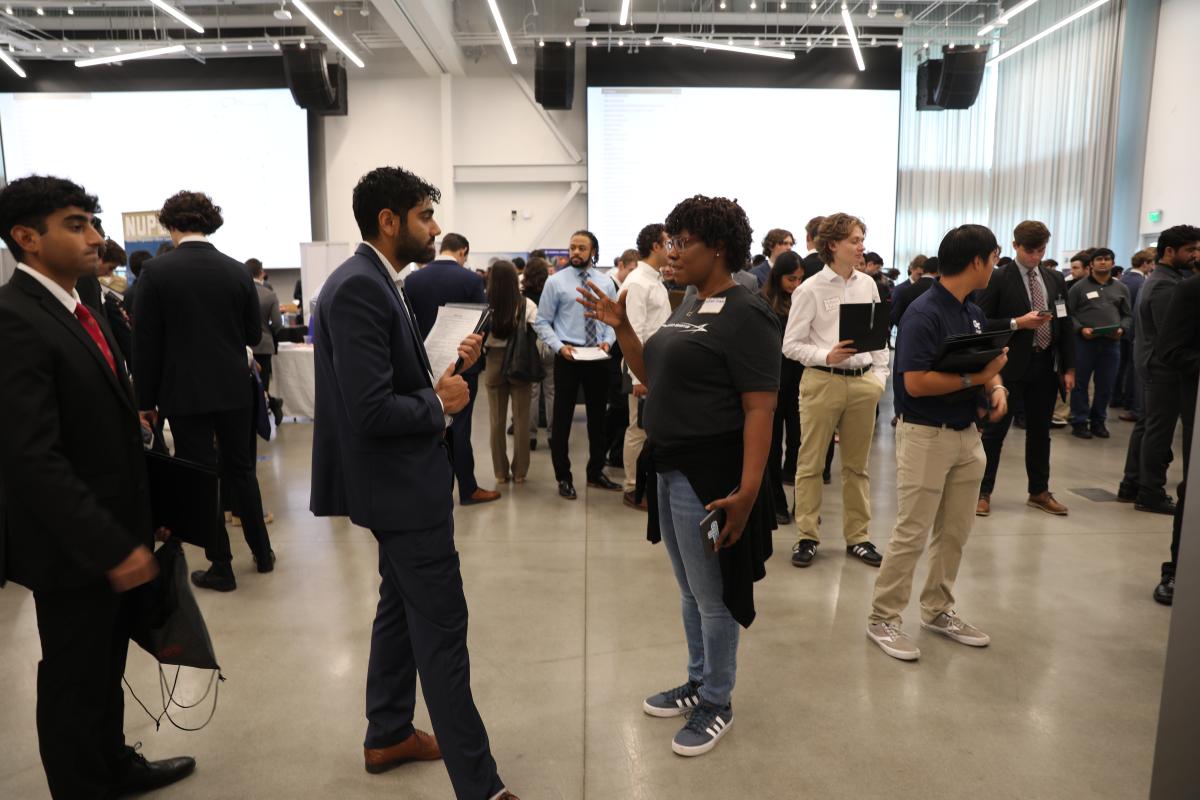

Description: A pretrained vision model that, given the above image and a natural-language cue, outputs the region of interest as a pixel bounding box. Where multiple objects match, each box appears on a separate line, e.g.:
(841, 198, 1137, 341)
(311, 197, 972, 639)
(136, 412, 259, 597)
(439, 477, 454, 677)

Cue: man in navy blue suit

(309, 167, 518, 800)
(404, 232, 500, 506)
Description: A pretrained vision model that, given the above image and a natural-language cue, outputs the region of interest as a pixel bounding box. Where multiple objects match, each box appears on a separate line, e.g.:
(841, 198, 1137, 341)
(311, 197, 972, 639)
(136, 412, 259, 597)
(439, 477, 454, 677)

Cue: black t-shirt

(642, 286, 781, 448)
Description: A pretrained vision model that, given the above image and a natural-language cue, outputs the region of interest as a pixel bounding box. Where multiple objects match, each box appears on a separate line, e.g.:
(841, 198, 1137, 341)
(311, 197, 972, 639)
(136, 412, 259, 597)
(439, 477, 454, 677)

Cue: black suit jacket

(403, 259, 487, 376)
(891, 276, 936, 327)
(309, 245, 454, 532)
(977, 262, 1075, 381)
(131, 241, 262, 416)
(0, 271, 152, 592)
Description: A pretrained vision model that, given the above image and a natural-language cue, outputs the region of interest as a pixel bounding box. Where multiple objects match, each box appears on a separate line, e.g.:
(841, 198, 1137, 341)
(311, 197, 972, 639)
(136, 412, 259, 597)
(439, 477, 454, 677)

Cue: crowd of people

(1, 164, 1197, 799)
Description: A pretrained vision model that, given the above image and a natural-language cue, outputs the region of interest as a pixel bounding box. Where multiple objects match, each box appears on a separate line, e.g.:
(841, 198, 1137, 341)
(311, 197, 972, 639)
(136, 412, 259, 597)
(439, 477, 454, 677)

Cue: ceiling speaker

(281, 43, 348, 116)
(933, 48, 987, 110)
(535, 42, 574, 110)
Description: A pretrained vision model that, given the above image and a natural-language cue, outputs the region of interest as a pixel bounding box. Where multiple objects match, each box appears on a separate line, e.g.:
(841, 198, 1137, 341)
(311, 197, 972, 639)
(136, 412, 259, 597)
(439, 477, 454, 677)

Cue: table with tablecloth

(273, 343, 315, 419)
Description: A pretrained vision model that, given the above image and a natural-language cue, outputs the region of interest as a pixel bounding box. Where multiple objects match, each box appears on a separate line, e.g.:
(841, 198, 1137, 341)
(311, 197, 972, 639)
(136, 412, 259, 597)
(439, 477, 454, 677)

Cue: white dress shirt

(782, 264, 890, 386)
(16, 263, 81, 313)
(620, 262, 672, 385)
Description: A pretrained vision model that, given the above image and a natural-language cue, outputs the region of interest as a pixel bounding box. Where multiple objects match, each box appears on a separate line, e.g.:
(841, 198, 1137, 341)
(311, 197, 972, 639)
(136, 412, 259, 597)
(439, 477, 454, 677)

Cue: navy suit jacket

(309, 245, 453, 532)
(402, 259, 487, 377)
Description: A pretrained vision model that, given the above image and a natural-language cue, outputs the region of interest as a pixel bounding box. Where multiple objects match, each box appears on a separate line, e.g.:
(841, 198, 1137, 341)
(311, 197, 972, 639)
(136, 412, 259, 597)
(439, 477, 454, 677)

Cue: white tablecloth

(274, 344, 315, 419)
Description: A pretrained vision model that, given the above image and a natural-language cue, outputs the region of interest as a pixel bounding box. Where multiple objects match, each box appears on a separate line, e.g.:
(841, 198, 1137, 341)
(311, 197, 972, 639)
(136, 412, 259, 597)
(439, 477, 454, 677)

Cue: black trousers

(550, 354, 610, 483)
(253, 353, 273, 394)
(770, 359, 802, 512)
(1123, 369, 1180, 501)
(170, 407, 271, 567)
(1167, 375, 1198, 577)
(367, 521, 504, 800)
(981, 351, 1059, 497)
(33, 582, 136, 799)
(448, 372, 480, 501)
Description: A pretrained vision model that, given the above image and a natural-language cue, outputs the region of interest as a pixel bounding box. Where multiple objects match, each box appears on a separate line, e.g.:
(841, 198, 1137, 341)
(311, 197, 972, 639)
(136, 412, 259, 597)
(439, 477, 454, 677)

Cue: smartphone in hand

(697, 488, 739, 555)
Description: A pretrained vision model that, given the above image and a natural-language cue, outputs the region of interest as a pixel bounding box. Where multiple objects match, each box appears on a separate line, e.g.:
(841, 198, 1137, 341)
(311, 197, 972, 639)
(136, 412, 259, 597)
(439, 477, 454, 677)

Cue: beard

(395, 228, 436, 265)
(569, 255, 590, 269)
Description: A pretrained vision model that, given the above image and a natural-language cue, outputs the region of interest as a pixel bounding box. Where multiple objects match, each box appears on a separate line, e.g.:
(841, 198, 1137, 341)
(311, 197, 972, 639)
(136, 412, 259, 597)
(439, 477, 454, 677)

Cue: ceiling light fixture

(482, 0, 516, 65)
(220, 43, 228, 51)
(332, 4, 342, 16)
(947, 42, 955, 49)
(780, 0, 787, 7)
(896, 39, 902, 48)
(273, 41, 280, 50)
(147, 0, 205, 34)
(67, 5, 74, 13)
(194, 44, 202, 51)
(76, 43, 186, 67)
(618, 37, 623, 46)
(978, 0, 1041, 36)
(618, 0, 630, 26)
(291, 0, 366, 67)
(750, 0, 757, 8)
(719, 0, 726, 7)
(61, 44, 69, 52)
(35, 6, 44, 14)
(591, 37, 597, 46)
(299, 39, 306, 48)
(753, 37, 760, 46)
(0, 48, 25, 77)
(538, 37, 544, 46)
(88, 45, 95, 52)
(247, 42, 254, 50)
(113, 45, 120, 52)
(565, 38, 572, 47)
(3, 5, 12, 15)
(988, 0, 1110, 66)
(810, 0, 816, 8)
(359, 5, 368, 16)
(273, 4, 292, 20)
(662, 35, 796, 60)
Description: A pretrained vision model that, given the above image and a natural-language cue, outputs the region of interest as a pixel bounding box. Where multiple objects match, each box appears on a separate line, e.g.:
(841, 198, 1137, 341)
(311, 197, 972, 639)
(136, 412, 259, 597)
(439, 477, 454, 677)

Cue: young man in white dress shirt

(783, 212, 889, 569)
(619, 224, 673, 508)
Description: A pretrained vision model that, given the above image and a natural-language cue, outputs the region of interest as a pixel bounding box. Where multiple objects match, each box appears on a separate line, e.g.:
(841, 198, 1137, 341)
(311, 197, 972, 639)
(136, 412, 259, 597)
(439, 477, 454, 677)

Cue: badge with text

(1086, 291, 1100, 300)
(1055, 300, 1068, 318)
(823, 297, 840, 313)
(699, 297, 726, 314)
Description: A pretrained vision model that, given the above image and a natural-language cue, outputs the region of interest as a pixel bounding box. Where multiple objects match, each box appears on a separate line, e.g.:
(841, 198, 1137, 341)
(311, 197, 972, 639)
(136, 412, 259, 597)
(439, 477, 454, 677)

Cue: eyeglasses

(666, 236, 694, 253)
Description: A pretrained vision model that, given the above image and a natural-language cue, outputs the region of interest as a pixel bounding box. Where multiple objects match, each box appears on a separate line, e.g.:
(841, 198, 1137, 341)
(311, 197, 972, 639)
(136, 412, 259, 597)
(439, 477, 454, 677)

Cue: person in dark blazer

(1115, 249, 1154, 419)
(132, 190, 274, 591)
(0, 176, 195, 799)
(247, 257, 285, 425)
(403, 232, 500, 506)
(309, 167, 518, 800)
(976, 221, 1076, 517)
(891, 257, 939, 327)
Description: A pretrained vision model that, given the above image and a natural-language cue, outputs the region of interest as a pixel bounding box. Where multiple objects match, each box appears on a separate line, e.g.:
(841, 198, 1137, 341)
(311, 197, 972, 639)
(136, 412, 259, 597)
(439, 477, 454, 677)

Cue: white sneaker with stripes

(672, 702, 733, 757)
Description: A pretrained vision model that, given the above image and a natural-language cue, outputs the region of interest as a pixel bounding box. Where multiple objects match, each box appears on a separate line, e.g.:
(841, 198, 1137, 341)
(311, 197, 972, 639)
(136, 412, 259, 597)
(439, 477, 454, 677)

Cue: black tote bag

(501, 301, 546, 383)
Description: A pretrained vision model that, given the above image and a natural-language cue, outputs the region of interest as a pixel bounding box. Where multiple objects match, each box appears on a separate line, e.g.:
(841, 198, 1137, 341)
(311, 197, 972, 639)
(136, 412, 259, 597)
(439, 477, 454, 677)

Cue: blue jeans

(657, 470, 740, 707)
(1070, 335, 1120, 426)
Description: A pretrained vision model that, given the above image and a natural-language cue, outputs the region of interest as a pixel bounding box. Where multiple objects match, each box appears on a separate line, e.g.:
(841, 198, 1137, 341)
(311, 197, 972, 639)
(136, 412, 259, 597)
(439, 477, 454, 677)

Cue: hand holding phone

(454, 308, 493, 374)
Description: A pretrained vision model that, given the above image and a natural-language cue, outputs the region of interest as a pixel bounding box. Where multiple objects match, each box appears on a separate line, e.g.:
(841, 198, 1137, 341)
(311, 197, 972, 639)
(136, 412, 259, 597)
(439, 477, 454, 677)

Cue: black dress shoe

(587, 474, 622, 491)
(791, 540, 817, 568)
(269, 397, 284, 427)
(558, 481, 577, 500)
(1117, 482, 1138, 503)
(1090, 423, 1111, 439)
(775, 510, 791, 526)
(1135, 495, 1176, 515)
(822, 471, 832, 485)
(254, 549, 276, 574)
(1071, 425, 1093, 439)
(1154, 574, 1175, 606)
(191, 567, 236, 592)
(530, 438, 538, 451)
(116, 751, 196, 797)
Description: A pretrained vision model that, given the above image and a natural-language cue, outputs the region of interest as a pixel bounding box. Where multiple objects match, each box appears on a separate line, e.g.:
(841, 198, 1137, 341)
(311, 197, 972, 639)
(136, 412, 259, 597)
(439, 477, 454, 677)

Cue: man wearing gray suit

(247, 258, 283, 423)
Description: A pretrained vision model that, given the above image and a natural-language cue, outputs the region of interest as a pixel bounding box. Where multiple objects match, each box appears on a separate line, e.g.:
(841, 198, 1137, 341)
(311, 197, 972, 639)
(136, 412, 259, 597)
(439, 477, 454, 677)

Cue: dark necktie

(74, 303, 117, 376)
(1026, 268, 1051, 350)
(580, 270, 598, 346)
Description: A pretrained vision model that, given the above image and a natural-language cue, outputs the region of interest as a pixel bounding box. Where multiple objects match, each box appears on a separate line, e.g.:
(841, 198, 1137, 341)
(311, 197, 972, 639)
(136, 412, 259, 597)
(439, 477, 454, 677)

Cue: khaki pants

(795, 369, 885, 544)
(869, 422, 986, 626)
(485, 347, 532, 481)
(623, 393, 646, 492)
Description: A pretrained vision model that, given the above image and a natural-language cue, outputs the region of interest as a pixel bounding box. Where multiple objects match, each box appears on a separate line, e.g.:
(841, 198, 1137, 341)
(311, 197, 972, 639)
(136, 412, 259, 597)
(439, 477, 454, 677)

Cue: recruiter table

(273, 343, 315, 419)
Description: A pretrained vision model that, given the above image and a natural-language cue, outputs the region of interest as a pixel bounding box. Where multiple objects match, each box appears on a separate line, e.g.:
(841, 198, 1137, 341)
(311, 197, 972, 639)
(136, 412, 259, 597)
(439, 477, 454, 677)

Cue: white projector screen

(588, 86, 901, 270)
(0, 88, 311, 269)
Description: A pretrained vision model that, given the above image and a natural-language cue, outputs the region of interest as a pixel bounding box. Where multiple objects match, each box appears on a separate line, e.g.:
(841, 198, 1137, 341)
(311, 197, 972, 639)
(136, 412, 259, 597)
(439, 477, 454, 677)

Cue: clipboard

(144, 451, 220, 549)
(839, 301, 891, 352)
(1090, 324, 1120, 337)
(931, 330, 1014, 374)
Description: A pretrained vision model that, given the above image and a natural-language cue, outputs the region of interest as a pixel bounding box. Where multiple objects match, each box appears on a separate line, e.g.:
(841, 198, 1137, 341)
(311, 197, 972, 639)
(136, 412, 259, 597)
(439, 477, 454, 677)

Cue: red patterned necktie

(1026, 268, 1052, 350)
(74, 303, 117, 376)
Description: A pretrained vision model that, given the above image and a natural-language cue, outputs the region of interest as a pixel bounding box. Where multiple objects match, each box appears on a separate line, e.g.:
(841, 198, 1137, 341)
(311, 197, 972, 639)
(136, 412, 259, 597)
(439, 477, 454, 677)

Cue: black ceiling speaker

(282, 43, 348, 116)
(933, 47, 987, 110)
(916, 59, 944, 111)
(535, 42, 574, 110)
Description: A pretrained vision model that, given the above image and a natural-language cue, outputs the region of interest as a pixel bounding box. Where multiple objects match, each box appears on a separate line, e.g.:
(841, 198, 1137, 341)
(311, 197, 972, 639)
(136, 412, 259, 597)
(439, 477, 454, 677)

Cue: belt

(812, 365, 869, 377)
(901, 415, 975, 432)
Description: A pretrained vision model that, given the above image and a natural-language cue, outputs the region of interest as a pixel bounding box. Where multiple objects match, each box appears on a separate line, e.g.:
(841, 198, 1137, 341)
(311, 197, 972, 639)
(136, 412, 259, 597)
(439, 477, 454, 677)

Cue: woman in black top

(762, 251, 806, 523)
(521, 258, 553, 449)
(578, 195, 779, 758)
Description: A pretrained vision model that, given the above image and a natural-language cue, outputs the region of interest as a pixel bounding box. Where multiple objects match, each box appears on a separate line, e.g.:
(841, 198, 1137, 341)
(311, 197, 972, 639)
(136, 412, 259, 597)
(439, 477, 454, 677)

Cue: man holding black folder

(868, 224, 1008, 661)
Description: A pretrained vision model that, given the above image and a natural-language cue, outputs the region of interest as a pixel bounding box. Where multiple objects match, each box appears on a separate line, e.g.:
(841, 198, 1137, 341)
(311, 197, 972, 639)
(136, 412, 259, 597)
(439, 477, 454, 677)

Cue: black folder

(838, 301, 891, 352)
(932, 330, 1014, 374)
(144, 451, 220, 550)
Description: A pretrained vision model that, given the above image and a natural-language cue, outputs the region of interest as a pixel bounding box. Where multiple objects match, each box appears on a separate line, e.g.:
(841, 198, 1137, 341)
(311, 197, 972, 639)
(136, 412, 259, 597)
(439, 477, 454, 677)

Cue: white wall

(1141, 0, 1199, 240)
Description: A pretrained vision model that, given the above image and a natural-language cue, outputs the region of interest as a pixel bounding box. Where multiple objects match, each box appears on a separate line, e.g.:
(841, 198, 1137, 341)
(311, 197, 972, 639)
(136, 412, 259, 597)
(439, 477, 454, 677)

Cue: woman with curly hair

(578, 195, 779, 757)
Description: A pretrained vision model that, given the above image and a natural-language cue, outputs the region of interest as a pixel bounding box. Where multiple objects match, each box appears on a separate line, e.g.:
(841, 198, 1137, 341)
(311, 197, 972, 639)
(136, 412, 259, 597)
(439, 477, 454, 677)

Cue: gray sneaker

(671, 702, 733, 757)
(867, 622, 920, 661)
(922, 611, 990, 647)
(643, 680, 702, 718)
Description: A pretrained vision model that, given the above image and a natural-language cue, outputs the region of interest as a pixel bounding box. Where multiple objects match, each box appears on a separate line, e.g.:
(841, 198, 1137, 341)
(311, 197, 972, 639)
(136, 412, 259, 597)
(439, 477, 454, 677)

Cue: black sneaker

(1090, 423, 1111, 439)
(1154, 574, 1175, 606)
(1071, 425, 1093, 439)
(847, 541, 883, 567)
(1136, 495, 1176, 515)
(791, 540, 817, 568)
(642, 680, 702, 717)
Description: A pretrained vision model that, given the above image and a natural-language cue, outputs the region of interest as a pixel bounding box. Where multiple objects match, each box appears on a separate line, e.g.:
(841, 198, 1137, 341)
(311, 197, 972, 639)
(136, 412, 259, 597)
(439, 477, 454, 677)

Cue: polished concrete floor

(0, 389, 1179, 799)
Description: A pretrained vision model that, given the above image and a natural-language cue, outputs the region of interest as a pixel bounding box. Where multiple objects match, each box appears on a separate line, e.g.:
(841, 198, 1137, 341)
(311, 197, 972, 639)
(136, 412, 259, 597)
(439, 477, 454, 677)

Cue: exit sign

(1148, 209, 1163, 224)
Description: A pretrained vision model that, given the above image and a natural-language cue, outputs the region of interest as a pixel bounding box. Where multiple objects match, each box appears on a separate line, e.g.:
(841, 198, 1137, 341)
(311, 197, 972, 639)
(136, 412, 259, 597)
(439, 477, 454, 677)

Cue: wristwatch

(1009, 317, 1019, 331)
(960, 374, 972, 389)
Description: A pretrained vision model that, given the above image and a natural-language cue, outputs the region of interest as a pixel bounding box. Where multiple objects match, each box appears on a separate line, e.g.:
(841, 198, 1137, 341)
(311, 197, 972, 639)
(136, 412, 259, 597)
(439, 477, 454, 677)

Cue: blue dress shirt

(533, 266, 618, 353)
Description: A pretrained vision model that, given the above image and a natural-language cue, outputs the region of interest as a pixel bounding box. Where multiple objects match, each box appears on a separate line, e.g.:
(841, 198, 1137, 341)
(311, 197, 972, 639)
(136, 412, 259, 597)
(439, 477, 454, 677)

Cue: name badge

(823, 297, 840, 313)
(1055, 300, 1068, 318)
(699, 297, 726, 314)
(1086, 291, 1100, 300)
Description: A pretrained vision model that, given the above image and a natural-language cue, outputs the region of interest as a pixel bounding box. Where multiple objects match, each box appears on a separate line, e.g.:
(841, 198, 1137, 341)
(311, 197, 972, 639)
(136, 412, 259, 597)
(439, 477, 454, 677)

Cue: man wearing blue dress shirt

(533, 230, 622, 500)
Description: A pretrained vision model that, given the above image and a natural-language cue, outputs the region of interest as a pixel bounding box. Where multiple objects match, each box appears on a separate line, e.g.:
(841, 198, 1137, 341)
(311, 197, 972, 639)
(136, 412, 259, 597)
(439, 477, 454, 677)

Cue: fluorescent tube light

(75, 43, 186, 67)
(619, 0, 630, 26)
(842, 6, 864, 71)
(485, 0, 517, 65)
(0, 49, 26, 78)
(662, 35, 795, 60)
(147, 0, 205, 34)
(978, 0, 1041, 36)
(987, 0, 1109, 67)
(291, 0, 365, 68)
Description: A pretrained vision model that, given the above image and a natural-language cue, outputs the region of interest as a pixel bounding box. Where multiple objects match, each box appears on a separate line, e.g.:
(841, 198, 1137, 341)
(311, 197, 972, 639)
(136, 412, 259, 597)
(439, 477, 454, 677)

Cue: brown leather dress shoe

(462, 488, 502, 506)
(623, 491, 647, 511)
(1028, 491, 1068, 516)
(976, 496, 990, 517)
(364, 730, 442, 774)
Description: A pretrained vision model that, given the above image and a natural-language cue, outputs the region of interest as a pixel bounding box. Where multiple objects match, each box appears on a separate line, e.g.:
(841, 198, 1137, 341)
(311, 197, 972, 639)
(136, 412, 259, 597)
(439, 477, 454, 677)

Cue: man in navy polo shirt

(867, 225, 1010, 662)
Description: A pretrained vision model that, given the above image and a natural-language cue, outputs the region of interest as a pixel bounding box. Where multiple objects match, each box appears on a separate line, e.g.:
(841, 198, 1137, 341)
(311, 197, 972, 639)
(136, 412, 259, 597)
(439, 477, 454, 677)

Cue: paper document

(570, 347, 611, 362)
(424, 303, 487, 373)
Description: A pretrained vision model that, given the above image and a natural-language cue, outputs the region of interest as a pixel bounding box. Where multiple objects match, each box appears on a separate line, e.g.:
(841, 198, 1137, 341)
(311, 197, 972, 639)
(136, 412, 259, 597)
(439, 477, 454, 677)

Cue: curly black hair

(663, 195, 752, 273)
(352, 166, 442, 240)
(636, 223, 665, 259)
(158, 190, 224, 235)
(0, 175, 100, 261)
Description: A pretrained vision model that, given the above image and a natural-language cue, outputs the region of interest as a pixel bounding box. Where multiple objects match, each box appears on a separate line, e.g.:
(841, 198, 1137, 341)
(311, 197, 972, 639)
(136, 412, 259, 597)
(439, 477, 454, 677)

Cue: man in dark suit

(247, 257, 285, 425)
(132, 190, 274, 591)
(800, 216, 826, 280)
(1116, 249, 1154, 420)
(0, 176, 195, 799)
(310, 167, 518, 800)
(891, 256, 938, 327)
(976, 221, 1076, 516)
(403, 232, 500, 506)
